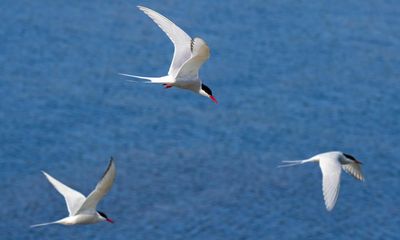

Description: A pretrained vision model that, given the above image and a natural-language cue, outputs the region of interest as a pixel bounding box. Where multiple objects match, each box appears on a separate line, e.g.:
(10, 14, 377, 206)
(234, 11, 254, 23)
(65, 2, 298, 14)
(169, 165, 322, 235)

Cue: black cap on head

(343, 153, 361, 164)
(201, 84, 213, 96)
(97, 211, 108, 219)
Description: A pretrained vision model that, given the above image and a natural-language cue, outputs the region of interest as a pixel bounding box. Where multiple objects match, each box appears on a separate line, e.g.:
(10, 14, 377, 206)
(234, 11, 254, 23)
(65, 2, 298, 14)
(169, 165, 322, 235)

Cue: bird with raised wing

(31, 158, 116, 227)
(119, 6, 217, 103)
(279, 151, 364, 211)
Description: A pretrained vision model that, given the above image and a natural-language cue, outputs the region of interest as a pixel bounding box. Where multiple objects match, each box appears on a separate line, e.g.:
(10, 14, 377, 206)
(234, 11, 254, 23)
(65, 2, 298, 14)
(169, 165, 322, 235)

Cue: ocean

(0, 0, 399, 239)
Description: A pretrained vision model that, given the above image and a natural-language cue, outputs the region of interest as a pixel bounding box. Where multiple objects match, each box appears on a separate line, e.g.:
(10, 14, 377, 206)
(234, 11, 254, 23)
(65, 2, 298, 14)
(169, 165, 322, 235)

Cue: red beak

(106, 218, 114, 223)
(210, 95, 218, 104)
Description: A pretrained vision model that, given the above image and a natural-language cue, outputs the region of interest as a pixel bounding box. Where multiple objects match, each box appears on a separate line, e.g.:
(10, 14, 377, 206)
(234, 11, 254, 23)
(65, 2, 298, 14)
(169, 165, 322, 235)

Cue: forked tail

(30, 220, 58, 228)
(277, 158, 316, 168)
(118, 73, 173, 84)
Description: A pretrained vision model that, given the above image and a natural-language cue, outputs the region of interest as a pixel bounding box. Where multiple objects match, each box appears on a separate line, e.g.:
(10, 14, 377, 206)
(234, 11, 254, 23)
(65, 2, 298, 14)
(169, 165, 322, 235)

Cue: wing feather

(176, 37, 210, 81)
(138, 6, 192, 77)
(319, 159, 342, 211)
(42, 171, 86, 216)
(342, 163, 364, 181)
(77, 158, 116, 214)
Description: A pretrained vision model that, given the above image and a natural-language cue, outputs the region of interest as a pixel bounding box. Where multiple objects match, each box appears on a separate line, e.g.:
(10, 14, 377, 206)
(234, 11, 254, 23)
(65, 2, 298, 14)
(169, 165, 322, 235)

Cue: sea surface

(1, 0, 399, 239)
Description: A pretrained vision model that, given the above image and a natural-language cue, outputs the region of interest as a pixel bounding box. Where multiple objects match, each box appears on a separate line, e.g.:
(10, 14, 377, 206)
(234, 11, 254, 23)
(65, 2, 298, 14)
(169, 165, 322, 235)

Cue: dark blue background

(1, 0, 399, 239)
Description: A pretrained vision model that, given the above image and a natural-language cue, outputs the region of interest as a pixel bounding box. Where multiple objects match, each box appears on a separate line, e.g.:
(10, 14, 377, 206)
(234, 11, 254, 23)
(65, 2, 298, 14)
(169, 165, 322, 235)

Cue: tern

(279, 151, 364, 211)
(31, 158, 116, 227)
(119, 6, 217, 103)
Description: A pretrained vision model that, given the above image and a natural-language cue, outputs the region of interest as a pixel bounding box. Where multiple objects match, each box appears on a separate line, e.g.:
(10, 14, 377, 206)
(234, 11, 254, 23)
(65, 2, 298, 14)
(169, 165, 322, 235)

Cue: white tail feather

(277, 160, 304, 168)
(30, 221, 58, 228)
(124, 79, 150, 83)
(277, 158, 316, 168)
(118, 73, 173, 84)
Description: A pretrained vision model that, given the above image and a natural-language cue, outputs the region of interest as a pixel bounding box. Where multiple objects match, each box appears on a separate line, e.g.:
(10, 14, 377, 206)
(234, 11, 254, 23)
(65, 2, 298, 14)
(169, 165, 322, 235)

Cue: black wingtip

(108, 157, 115, 168)
(100, 157, 115, 179)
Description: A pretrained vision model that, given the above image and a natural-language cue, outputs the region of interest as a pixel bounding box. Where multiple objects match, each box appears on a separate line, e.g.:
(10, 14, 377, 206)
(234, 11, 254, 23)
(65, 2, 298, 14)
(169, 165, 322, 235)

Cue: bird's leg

(163, 84, 173, 89)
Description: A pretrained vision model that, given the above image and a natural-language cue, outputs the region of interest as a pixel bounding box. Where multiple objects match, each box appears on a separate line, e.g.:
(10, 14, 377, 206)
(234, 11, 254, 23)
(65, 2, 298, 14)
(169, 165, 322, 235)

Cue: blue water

(1, 0, 399, 239)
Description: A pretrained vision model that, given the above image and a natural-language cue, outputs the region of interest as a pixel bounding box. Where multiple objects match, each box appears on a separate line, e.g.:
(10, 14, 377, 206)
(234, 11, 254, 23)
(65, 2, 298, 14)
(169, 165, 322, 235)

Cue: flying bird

(119, 6, 217, 103)
(279, 151, 364, 211)
(31, 158, 116, 227)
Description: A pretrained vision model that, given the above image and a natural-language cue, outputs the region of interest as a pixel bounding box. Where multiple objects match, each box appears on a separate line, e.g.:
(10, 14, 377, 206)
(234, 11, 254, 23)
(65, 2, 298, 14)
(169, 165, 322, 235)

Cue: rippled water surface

(1, 0, 399, 239)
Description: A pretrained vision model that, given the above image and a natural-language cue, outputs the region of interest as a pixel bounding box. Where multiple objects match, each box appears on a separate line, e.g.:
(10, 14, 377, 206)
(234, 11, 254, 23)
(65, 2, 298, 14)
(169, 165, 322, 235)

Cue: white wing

(176, 37, 210, 82)
(42, 171, 86, 216)
(319, 158, 342, 211)
(138, 6, 192, 77)
(77, 158, 116, 214)
(342, 163, 364, 181)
